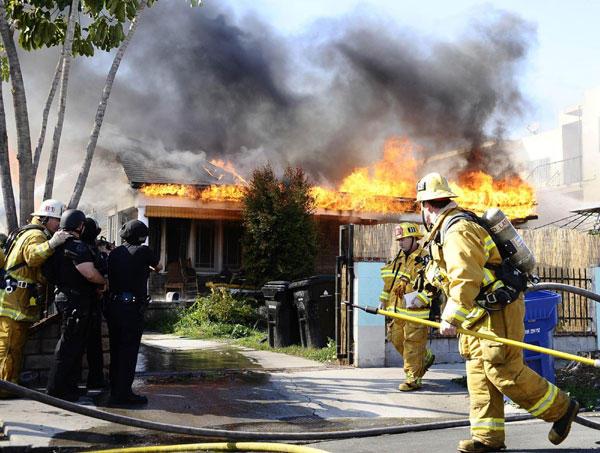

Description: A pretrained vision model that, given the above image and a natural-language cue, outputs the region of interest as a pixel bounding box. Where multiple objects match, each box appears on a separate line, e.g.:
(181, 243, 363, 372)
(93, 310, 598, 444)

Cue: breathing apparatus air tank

(481, 207, 536, 275)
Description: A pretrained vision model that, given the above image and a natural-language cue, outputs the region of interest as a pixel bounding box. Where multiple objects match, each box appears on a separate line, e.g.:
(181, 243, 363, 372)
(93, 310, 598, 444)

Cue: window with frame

(223, 220, 243, 270)
(195, 220, 216, 268)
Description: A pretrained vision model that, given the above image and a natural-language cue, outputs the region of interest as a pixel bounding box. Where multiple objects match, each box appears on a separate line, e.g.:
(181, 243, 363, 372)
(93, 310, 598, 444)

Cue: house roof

(117, 144, 237, 187)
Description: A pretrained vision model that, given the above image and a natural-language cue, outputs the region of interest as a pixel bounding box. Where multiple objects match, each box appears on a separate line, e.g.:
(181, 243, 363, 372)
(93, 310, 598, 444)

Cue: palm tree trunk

(33, 56, 63, 180)
(0, 0, 33, 225)
(0, 81, 18, 231)
(69, 0, 148, 209)
(43, 0, 79, 200)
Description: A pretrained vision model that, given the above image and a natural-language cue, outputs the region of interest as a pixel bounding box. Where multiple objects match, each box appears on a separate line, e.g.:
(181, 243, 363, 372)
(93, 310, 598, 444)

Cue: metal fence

(535, 267, 594, 334)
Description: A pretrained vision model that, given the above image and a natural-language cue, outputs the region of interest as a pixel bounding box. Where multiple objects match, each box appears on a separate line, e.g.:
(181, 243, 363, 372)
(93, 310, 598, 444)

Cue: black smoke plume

(17, 3, 537, 192)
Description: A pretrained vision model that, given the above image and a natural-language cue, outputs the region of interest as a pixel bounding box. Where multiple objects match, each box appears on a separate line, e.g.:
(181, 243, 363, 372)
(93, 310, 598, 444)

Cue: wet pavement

(2, 333, 599, 452)
(136, 343, 261, 374)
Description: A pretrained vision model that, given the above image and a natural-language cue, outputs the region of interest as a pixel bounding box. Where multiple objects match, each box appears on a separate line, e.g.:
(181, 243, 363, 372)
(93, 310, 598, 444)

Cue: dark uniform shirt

(55, 238, 96, 292)
(108, 244, 159, 297)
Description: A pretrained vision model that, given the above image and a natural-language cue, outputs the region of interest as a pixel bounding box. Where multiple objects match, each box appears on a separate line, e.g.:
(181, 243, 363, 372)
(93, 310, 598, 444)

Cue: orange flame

(310, 137, 418, 213)
(139, 137, 537, 220)
(140, 183, 245, 202)
(451, 171, 536, 220)
(210, 159, 248, 185)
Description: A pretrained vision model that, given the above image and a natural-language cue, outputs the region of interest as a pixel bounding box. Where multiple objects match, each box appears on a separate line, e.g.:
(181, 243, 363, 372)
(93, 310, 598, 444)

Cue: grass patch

(166, 322, 336, 364)
(233, 335, 337, 363)
(564, 385, 600, 411)
(145, 289, 336, 364)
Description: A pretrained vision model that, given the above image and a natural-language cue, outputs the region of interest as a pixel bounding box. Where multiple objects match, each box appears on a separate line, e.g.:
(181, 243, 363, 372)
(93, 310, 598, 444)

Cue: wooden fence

(352, 223, 600, 333)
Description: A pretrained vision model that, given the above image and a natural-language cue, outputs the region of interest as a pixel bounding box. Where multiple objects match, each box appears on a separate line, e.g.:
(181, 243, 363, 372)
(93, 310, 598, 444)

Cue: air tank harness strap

(0, 270, 35, 295)
(474, 260, 527, 312)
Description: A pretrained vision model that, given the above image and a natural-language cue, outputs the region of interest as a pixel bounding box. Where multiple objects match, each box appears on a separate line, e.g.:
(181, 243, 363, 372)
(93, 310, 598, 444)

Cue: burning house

(98, 137, 537, 299)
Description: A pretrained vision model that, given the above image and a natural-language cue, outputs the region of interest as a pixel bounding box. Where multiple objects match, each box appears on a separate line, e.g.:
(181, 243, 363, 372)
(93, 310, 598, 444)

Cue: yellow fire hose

(85, 442, 329, 453)
(346, 303, 600, 368)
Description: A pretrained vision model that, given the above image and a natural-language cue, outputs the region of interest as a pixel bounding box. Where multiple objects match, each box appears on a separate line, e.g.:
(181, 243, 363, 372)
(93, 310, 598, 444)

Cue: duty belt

(111, 293, 149, 304)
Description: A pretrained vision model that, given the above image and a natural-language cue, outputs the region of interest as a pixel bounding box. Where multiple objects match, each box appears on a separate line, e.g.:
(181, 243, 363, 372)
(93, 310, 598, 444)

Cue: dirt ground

(555, 351, 600, 411)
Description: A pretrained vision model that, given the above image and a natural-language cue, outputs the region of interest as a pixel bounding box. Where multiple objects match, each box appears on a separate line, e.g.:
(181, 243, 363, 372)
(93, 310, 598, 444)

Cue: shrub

(241, 164, 320, 286)
(175, 288, 261, 334)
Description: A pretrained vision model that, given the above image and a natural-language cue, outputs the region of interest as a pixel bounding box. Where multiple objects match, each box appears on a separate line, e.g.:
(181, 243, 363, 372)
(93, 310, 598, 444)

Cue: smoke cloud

(8, 1, 536, 210)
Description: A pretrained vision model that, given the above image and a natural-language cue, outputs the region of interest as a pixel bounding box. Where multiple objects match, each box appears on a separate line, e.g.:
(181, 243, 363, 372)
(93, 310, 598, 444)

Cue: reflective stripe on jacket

(0, 219, 53, 321)
(379, 244, 430, 313)
(425, 207, 504, 328)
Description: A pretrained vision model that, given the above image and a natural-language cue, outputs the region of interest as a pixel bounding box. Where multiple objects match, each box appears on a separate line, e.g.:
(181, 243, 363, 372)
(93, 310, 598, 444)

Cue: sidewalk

(0, 333, 517, 451)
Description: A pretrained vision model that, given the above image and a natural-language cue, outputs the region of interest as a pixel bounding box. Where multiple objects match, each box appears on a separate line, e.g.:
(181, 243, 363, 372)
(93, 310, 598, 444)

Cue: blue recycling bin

(523, 290, 560, 383)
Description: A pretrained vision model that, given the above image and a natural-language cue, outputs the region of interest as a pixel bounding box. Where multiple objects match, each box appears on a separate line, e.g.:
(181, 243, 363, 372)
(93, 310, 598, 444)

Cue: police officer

(106, 219, 162, 405)
(417, 172, 579, 452)
(80, 217, 109, 390)
(46, 210, 107, 401)
(0, 199, 69, 398)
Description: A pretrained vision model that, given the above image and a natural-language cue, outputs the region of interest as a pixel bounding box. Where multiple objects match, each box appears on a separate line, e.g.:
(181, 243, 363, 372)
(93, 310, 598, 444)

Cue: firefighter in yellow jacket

(0, 199, 69, 398)
(417, 172, 579, 453)
(379, 222, 435, 391)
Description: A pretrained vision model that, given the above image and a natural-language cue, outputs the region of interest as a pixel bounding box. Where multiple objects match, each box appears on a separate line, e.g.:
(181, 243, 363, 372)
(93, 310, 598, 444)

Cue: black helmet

(119, 219, 149, 245)
(59, 209, 86, 232)
(80, 217, 101, 245)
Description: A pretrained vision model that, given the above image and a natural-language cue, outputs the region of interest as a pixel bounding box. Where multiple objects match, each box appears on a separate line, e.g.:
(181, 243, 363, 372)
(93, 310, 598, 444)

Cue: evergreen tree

(242, 164, 319, 286)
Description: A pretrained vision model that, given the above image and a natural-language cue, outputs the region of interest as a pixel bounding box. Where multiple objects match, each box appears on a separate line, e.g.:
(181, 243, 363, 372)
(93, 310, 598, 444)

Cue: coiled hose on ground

(0, 378, 548, 440)
(86, 441, 330, 453)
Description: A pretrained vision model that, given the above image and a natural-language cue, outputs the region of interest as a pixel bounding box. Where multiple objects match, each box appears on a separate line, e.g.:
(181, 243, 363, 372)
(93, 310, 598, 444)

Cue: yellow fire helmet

(395, 222, 424, 240)
(415, 172, 458, 202)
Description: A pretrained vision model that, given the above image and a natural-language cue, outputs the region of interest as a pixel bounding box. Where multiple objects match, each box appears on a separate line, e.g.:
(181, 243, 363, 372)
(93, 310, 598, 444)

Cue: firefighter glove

(48, 230, 71, 249)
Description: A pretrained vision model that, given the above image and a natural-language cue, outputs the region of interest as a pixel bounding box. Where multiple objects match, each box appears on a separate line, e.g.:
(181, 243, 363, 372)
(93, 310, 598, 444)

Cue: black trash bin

(289, 275, 335, 348)
(262, 281, 300, 348)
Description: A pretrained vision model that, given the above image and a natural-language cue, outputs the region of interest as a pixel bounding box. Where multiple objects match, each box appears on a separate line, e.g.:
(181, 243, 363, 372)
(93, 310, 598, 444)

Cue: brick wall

(21, 314, 110, 387)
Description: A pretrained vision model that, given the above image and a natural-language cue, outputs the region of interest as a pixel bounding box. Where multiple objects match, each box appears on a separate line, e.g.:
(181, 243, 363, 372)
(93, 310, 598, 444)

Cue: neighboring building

(520, 86, 600, 227)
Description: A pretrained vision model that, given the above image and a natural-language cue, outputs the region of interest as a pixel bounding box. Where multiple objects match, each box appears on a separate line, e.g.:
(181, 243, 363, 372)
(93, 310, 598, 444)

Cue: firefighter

(46, 209, 107, 401)
(80, 217, 109, 390)
(379, 222, 435, 391)
(106, 219, 162, 406)
(416, 172, 579, 452)
(0, 199, 69, 398)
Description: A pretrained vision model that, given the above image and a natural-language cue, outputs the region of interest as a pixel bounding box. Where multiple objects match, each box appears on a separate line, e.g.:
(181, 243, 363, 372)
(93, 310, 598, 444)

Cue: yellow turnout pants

(461, 298, 571, 446)
(0, 316, 31, 398)
(390, 316, 429, 384)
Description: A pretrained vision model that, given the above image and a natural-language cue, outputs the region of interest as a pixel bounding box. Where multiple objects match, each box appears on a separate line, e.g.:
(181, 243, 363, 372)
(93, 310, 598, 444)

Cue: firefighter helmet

(395, 222, 423, 240)
(119, 219, 149, 245)
(59, 209, 86, 231)
(31, 199, 65, 219)
(415, 172, 457, 202)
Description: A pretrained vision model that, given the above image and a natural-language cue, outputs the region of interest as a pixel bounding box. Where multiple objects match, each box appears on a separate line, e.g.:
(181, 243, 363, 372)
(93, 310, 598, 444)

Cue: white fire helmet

(31, 199, 66, 219)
